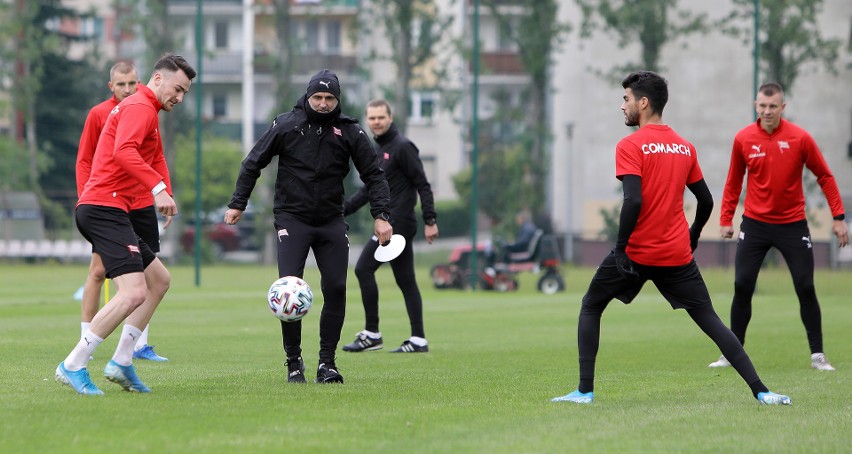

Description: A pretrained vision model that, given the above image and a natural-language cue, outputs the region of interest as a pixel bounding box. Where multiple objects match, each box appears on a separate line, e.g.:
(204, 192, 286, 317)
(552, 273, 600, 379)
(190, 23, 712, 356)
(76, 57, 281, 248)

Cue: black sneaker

(342, 331, 383, 352)
(315, 362, 344, 384)
(286, 356, 306, 383)
(390, 340, 429, 353)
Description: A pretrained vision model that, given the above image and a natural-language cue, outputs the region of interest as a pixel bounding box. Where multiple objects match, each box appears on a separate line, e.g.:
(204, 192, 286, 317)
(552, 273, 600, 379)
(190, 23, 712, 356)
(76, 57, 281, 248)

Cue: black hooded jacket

(343, 123, 436, 229)
(228, 94, 390, 225)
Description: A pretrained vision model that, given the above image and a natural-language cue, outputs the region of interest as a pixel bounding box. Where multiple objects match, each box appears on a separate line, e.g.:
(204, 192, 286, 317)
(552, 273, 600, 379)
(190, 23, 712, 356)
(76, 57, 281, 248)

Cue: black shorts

(583, 251, 712, 310)
(76, 204, 156, 278)
(129, 205, 160, 253)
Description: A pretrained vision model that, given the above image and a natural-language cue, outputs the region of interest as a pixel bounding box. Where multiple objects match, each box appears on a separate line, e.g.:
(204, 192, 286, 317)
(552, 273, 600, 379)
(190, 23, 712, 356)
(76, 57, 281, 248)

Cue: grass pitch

(0, 261, 849, 453)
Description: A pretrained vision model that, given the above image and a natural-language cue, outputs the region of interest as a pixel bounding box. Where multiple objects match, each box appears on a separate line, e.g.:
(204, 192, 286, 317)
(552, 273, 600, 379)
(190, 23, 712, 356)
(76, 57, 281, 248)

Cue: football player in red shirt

(709, 82, 848, 371)
(552, 71, 790, 405)
(55, 55, 196, 395)
(75, 62, 169, 363)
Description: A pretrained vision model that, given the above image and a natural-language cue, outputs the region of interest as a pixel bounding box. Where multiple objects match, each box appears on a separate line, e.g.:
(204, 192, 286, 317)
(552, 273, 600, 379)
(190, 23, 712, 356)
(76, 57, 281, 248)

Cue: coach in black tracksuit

(341, 99, 439, 354)
(225, 70, 392, 384)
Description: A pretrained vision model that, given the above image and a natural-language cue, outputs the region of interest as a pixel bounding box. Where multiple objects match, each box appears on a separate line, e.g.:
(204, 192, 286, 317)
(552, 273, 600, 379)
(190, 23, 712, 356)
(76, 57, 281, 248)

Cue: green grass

(0, 262, 849, 453)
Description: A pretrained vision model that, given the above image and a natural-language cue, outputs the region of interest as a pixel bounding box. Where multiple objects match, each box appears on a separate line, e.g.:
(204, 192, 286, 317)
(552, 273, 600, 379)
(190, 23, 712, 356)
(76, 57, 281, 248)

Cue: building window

(212, 94, 227, 118)
(305, 20, 320, 52)
(326, 20, 341, 54)
(409, 91, 437, 125)
(80, 16, 104, 40)
(214, 21, 228, 49)
(497, 18, 516, 51)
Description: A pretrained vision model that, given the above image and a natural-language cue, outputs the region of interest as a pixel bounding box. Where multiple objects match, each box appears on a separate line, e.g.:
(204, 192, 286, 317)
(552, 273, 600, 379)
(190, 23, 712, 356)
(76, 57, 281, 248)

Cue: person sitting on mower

(500, 210, 538, 263)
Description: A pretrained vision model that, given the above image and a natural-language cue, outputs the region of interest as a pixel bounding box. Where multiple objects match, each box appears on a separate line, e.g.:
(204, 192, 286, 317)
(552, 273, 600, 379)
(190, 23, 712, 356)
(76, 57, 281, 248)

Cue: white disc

(374, 234, 406, 262)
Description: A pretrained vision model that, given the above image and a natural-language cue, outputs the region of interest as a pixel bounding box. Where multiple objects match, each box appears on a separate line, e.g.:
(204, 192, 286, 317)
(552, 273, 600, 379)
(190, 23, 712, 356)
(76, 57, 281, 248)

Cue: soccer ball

(267, 276, 313, 322)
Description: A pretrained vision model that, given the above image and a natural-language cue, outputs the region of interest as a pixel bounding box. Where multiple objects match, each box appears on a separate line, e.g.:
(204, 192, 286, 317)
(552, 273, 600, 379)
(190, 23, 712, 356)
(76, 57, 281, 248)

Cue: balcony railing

(170, 0, 359, 6)
(470, 51, 526, 75)
(183, 51, 358, 77)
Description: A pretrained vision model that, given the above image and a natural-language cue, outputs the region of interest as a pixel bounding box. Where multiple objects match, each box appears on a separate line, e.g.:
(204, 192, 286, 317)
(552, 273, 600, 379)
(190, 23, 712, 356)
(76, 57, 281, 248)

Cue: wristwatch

(424, 218, 437, 226)
(376, 212, 390, 221)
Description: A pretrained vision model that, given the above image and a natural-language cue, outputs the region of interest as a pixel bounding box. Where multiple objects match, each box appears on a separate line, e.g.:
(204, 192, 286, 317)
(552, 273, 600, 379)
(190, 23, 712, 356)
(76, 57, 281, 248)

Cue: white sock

(135, 324, 150, 351)
(64, 330, 104, 371)
(80, 322, 91, 339)
(113, 324, 143, 366)
(409, 336, 428, 347)
(362, 330, 381, 339)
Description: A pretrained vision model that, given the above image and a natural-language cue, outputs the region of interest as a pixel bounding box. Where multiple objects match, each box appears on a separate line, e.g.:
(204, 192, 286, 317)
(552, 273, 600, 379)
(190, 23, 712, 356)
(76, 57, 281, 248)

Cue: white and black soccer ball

(267, 276, 313, 322)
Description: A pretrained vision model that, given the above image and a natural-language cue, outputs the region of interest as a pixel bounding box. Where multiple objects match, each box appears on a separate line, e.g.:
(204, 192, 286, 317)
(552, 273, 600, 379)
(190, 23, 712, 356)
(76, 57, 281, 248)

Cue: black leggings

(730, 217, 823, 353)
(274, 215, 349, 364)
(576, 255, 767, 398)
(354, 224, 424, 338)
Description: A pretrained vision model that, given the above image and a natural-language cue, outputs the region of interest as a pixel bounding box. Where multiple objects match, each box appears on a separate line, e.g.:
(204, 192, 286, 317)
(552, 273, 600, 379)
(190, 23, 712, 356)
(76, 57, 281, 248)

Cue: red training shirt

(77, 84, 172, 212)
(616, 124, 704, 267)
(720, 118, 844, 226)
(76, 95, 117, 198)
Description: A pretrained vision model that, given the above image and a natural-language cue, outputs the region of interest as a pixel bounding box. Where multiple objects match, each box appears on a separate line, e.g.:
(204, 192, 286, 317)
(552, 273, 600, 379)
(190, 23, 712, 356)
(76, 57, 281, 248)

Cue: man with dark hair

(225, 70, 392, 384)
(56, 54, 196, 394)
(341, 99, 439, 354)
(551, 71, 791, 405)
(75, 61, 168, 363)
(708, 82, 847, 371)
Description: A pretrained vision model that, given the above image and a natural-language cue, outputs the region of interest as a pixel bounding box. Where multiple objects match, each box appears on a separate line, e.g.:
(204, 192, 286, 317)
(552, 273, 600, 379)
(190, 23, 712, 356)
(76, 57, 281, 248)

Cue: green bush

(434, 199, 470, 237)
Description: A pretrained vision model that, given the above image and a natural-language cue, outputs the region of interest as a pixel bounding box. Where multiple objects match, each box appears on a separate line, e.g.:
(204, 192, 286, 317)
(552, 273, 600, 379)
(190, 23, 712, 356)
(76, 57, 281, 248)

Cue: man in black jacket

(225, 70, 392, 384)
(342, 99, 439, 354)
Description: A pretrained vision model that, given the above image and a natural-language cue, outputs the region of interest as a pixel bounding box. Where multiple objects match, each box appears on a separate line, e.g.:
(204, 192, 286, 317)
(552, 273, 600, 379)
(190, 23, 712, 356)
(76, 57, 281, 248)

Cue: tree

(36, 53, 102, 203)
(456, 1, 568, 231)
(364, 0, 454, 134)
(172, 133, 245, 215)
(574, 0, 708, 78)
(0, 1, 74, 193)
(270, 0, 298, 116)
(721, 0, 841, 94)
(0, 136, 33, 191)
(452, 141, 530, 237)
(0, 1, 103, 233)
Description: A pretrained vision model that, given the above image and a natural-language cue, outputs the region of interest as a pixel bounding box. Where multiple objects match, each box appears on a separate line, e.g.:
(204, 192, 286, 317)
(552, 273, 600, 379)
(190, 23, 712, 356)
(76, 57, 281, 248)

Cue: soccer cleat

(390, 340, 429, 353)
(757, 391, 792, 405)
(286, 356, 306, 383)
(811, 353, 835, 371)
(551, 390, 594, 404)
(315, 363, 344, 384)
(133, 344, 169, 362)
(55, 362, 103, 395)
(342, 331, 383, 352)
(104, 360, 151, 393)
(708, 355, 731, 368)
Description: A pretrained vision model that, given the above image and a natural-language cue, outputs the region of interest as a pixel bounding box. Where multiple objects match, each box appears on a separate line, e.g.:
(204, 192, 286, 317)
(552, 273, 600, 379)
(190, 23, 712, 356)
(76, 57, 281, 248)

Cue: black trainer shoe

(342, 331, 383, 352)
(315, 363, 344, 384)
(390, 340, 429, 353)
(286, 356, 306, 383)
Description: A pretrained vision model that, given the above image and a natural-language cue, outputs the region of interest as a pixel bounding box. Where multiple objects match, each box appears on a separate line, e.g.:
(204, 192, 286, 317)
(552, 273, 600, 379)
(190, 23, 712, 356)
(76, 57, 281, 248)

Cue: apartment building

(58, 0, 851, 243)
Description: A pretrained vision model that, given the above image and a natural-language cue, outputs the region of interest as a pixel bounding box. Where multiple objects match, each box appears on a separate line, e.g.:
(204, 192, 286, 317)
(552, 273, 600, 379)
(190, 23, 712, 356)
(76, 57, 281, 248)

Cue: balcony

(182, 51, 358, 79)
(470, 51, 526, 75)
(256, 53, 358, 75)
(170, 0, 359, 13)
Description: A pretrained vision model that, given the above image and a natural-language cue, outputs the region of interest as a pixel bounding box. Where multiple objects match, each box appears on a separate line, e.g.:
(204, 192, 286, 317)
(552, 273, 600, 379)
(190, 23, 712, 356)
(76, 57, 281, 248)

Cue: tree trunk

(273, 0, 295, 114)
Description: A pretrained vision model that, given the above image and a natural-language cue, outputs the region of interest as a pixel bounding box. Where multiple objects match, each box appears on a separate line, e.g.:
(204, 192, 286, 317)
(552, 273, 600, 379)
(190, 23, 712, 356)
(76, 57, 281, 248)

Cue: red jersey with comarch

(616, 124, 704, 267)
(720, 118, 844, 225)
(77, 84, 171, 212)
